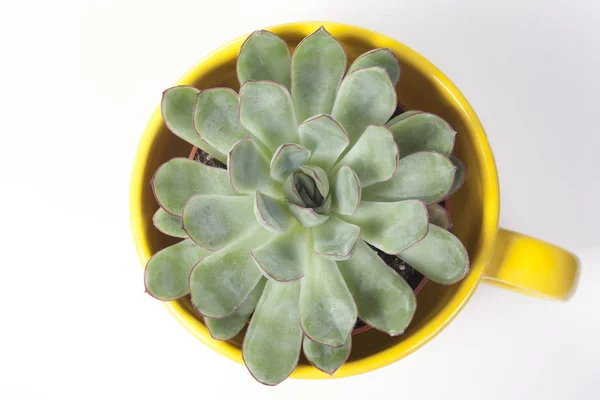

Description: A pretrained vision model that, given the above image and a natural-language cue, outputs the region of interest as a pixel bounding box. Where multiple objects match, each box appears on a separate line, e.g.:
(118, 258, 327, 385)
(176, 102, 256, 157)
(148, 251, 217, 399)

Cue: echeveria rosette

(145, 26, 468, 386)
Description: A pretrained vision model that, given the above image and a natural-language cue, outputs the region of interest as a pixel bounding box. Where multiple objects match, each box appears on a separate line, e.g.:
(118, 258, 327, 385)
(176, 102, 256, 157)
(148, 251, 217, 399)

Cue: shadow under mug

(130, 21, 580, 380)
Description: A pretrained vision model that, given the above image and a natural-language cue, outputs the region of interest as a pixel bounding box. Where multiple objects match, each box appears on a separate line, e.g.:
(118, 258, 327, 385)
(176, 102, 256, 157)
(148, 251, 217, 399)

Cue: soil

(193, 149, 226, 169)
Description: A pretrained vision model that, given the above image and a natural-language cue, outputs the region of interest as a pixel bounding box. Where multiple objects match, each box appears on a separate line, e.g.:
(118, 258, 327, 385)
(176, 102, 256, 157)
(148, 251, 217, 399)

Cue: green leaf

(291, 27, 347, 122)
(182, 194, 258, 251)
(243, 280, 302, 386)
(190, 230, 271, 318)
(283, 173, 306, 207)
(314, 193, 332, 214)
(205, 278, 266, 341)
(153, 208, 186, 238)
(334, 125, 398, 187)
(427, 204, 452, 230)
(237, 30, 291, 88)
(144, 239, 210, 301)
(239, 81, 298, 151)
(386, 112, 456, 158)
(254, 192, 295, 233)
(269, 143, 311, 182)
(300, 252, 357, 347)
(288, 203, 330, 228)
(331, 166, 361, 215)
(227, 137, 281, 198)
(303, 334, 351, 376)
(293, 172, 321, 207)
(338, 240, 416, 335)
(193, 88, 250, 155)
(397, 224, 469, 285)
(362, 151, 456, 204)
(331, 67, 396, 142)
(342, 200, 428, 254)
(299, 165, 330, 197)
(152, 158, 236, 216)
(251, 225, 308, 282)
(313, 216, 360, 260)
(448, 156, 466, 196)
(347, 48, 401, 85)
(161, 86, 225, 161)
(298, 114, 350, 171)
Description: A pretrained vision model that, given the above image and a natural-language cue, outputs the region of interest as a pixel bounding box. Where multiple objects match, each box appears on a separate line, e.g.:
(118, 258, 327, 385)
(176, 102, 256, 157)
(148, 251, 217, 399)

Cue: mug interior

(131, 22, 499, 378)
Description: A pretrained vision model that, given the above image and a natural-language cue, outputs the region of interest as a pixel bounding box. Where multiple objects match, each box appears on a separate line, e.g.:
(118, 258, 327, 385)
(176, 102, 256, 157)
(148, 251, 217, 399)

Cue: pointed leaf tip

(237, 30, 291, 88)
(348, 48, 401, 85)
(291, 27, 347, 122)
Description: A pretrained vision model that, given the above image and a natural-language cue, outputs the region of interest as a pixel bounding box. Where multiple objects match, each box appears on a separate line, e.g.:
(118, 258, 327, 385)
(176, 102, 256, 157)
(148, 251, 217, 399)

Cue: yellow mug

(130, 22, 580, 379)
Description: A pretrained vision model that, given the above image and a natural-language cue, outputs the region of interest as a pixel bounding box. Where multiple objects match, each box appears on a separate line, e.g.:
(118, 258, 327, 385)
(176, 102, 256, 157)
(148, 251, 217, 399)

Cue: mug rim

(130, 21, 500, 380)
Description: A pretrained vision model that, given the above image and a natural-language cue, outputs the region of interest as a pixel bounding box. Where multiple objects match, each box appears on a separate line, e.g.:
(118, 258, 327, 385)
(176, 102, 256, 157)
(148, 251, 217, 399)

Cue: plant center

(291, 172, 323, 209)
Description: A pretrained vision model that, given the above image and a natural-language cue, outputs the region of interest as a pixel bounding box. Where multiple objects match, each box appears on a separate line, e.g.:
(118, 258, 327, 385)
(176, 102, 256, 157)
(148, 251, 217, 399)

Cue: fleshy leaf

(283, 173, 305, 207)
(144, 239, 210, 301)
(182, 194, 257, 251)
(228, 137, 281, 198)
(300, 252, 357, 347)
(448, 156, 466, 196)
(331, 67, 396, 142)
(243, 280, 302, 386)
(397, 224, 469, 285)
(362, 151, 456, 204)
(331, 166, 361, 215)
(288, 203, 330, 228)
(153, 208, 186, 238)
(152, 158, 236, 216)
(342, 200, 428, 254)
(205, 278, 266, 341)
(161, 86, 225, 160)
(254, 192, 295, 233)
(193, 88, 250, 154)
(313, 216, 360, 260)
(298, 115, 350, 170)
(334, 125, 398, 187)
(251, 225, 308, 282)
(291, 27, 347, 122)
(269, 143, 311, 182)
(427, 204, 452, 230)
(347, 48, 401, 85)
(314, 193, 332, 214)
(338, 240, 416, 335)
(190, 230, 271, 318)
(386, 112, 456, 158)
(237, 31, 291, 88)
(239, 81, 298, 151)
(299, 165, 330, 197)
(303, 334, 351, 376)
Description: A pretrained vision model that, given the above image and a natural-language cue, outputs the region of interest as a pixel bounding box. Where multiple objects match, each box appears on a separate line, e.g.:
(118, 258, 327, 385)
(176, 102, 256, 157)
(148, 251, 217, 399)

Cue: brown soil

(193, 149, 227, 169)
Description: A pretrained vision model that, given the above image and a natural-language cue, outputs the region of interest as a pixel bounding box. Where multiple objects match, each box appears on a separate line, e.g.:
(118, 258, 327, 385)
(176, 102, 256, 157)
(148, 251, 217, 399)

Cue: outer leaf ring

(143, 245, 208, 302)
(187, 259, 262, 320)
(304, 338, 353, 376)
(237, 30, 292, 87)
(150, 157, 225, 217)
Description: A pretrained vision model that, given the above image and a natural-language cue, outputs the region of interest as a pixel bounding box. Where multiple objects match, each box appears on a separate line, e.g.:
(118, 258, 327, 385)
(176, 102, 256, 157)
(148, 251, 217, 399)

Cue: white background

(1, 0, 599, 398)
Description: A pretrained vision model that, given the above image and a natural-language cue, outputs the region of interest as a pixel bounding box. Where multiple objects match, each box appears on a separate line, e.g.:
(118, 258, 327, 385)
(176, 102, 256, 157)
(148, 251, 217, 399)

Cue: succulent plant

(144, 27, 468, 385)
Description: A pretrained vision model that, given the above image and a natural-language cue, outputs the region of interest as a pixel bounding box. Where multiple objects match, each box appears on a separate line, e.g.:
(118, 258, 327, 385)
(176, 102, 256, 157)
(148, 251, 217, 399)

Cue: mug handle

(483, 228, 580, 300)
